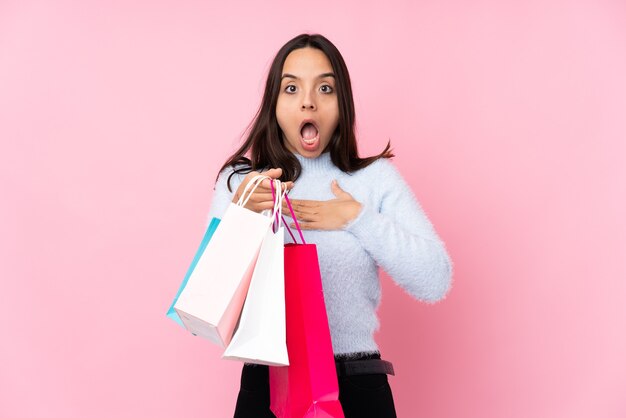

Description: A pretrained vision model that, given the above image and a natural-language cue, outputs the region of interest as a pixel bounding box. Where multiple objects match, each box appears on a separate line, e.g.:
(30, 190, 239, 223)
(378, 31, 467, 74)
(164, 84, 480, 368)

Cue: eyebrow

(281, 72, 336, 80)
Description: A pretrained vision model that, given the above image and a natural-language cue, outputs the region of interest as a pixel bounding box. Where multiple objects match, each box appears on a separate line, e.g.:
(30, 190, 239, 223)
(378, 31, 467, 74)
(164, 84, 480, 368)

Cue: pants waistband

(243, 352, 395, 377)
(334, 352, 395, 377)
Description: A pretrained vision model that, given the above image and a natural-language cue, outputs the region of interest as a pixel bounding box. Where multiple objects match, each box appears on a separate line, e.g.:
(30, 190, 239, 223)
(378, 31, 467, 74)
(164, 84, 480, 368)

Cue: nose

(301, 89, 316, 110)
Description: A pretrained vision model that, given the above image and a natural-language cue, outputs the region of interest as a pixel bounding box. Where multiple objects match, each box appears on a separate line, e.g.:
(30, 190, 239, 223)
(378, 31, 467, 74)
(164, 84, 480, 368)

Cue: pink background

(2, 0, 625, 417)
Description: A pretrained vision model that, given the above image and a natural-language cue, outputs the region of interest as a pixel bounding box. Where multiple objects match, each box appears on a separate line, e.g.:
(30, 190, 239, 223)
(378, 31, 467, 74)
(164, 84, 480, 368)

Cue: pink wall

(2, 1, 625, 417)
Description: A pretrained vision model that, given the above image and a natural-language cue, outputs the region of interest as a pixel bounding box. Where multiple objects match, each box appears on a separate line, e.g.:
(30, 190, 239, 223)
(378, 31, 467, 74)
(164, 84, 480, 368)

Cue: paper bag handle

(270, 179, 299, 243)
(236, 174, 270, 208)
(270, 179, 305, 245)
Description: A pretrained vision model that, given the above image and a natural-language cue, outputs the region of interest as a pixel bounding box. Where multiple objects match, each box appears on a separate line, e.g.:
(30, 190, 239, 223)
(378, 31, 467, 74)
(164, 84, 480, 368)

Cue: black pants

(233, 353, 397, 418)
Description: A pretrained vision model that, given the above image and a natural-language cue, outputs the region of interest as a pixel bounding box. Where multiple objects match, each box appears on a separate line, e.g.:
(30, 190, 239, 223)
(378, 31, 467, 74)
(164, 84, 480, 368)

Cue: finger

(248, 192, 275, 202)
(287, 207, 321, 222)
(282, 203, 319, 216)
(237, 172, 264, 198)
(281, 197, 310, 210)
(246, 201, 276, 212)
(297, 212, 320, 222)
(264, 167, 283, 179)
(244, 171, 262, 180)
(290, 222, 320, 231)
(296, 206, 320, 216)
(259, 178, 275, 190)
(242, 171, 263, 187)
(287, 199, 319, 208)
(331, 179, 351, 198)
(281, 206, 297, 219)
(256, 180, 283, 194)
(259, 178, 293, 192)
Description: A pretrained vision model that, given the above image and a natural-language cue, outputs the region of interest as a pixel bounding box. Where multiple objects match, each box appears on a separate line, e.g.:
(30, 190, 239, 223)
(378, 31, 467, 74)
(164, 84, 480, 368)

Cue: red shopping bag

(268, 195, 344, 418)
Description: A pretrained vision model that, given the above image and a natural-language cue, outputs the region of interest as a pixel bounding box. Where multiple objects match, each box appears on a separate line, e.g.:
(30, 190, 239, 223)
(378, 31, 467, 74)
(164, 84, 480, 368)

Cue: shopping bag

(174, 175, 274, 347)
(222, 179, 289, 366)
(166, 217, 221, 327)
(269, 194, 345, 418)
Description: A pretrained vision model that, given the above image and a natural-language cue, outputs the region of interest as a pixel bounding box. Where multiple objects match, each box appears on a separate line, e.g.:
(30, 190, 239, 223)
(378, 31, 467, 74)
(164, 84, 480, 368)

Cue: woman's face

(276, 47, 340, 158)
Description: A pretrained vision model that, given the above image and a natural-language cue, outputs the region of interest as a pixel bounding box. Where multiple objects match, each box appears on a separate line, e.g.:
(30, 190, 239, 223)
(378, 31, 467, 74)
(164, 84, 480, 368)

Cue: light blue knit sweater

(206, 151, 453, 356)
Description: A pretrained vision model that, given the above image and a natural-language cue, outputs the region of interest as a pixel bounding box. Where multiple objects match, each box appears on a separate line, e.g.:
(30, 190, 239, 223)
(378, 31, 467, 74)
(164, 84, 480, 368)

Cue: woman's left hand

(281, 180, 362, 231)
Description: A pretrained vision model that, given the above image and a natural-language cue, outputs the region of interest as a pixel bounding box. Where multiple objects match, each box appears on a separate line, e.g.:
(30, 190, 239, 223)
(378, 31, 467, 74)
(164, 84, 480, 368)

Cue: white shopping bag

(223, 180, 288, 365)
(174, 175, 273, 347)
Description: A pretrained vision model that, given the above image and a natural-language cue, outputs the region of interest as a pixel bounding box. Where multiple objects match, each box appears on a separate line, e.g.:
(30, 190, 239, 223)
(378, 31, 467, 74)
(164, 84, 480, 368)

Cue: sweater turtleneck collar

(293, 151, 334, 173)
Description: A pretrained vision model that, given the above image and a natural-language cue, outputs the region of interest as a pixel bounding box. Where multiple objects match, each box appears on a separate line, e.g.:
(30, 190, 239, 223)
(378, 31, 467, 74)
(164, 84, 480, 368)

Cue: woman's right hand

(232, 168, 294, 213)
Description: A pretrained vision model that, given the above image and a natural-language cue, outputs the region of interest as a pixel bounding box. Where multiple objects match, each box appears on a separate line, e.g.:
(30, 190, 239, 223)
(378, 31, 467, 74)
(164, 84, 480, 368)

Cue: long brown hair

(218, 33, 394, 191)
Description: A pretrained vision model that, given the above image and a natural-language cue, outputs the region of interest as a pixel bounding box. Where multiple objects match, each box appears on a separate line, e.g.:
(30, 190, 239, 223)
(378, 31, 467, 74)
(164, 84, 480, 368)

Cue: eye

(284, 85, 297, 94)
(320, 84, 334, 94)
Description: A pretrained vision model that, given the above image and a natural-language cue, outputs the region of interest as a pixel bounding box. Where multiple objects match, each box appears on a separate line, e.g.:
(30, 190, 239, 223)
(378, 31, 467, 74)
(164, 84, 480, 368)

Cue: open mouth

(300, 121, 320, 146)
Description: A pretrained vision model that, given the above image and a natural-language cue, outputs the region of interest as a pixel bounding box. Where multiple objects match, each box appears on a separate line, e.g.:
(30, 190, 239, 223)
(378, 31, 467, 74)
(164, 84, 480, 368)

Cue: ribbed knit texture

(207, 151, 453, 356)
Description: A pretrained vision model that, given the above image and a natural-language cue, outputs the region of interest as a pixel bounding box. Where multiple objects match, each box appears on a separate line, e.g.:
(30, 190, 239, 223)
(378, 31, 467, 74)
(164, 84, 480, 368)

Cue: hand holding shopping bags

(173, 175, 276, 347)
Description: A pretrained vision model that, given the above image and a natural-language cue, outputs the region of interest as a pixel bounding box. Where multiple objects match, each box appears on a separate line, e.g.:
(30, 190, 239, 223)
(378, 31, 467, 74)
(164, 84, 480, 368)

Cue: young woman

(206, 33, 453, 418)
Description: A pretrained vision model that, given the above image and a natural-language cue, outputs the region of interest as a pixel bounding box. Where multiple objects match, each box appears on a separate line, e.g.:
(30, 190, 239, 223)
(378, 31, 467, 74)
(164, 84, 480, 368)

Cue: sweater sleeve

(204, 166, 240, 228)
(343, 159, 453, 303)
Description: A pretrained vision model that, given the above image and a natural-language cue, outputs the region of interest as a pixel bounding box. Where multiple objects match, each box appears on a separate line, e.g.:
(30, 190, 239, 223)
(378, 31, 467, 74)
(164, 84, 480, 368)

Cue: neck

(293, 151, 333, 173)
